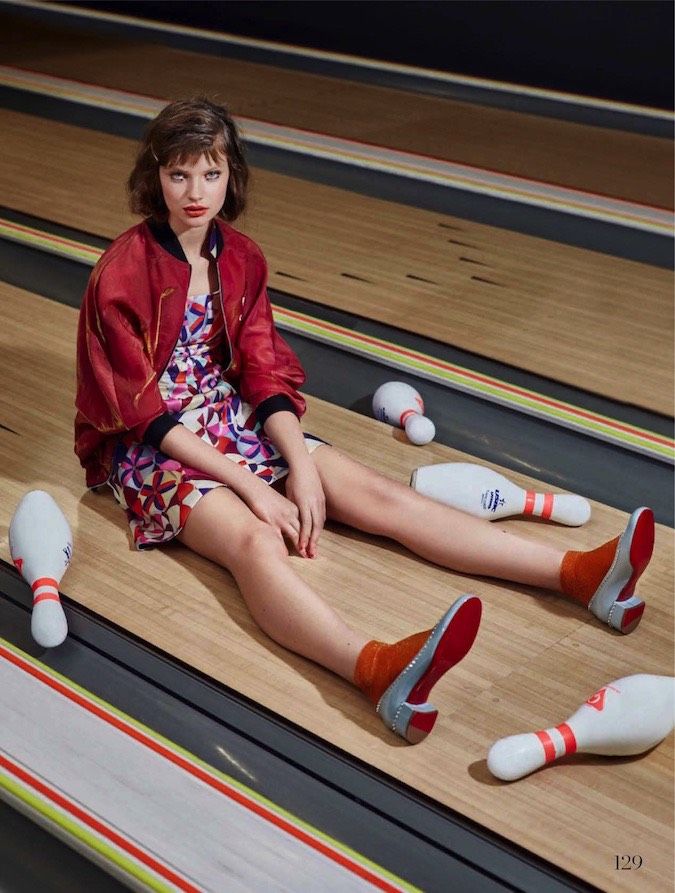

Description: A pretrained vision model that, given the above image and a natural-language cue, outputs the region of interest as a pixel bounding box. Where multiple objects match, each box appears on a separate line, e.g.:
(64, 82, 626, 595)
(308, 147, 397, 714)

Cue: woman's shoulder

(94, 221, 151, 271)
(86, 221, 157, 300)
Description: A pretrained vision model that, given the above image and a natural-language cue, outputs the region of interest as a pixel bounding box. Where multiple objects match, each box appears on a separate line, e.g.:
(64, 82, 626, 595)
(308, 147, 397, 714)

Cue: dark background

(82, 1, 674, 109)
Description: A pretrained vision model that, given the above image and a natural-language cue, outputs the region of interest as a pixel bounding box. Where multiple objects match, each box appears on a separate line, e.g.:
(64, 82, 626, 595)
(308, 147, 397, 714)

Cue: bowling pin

(487, 674, 675, 781)
(411, 462, 591, 526)
(372, 381, 435, 445)
(9, 490, 72, 648)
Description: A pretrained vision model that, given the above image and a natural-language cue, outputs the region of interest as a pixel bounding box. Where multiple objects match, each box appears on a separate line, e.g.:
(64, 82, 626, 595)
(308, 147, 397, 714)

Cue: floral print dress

(108, 291, 325, 549)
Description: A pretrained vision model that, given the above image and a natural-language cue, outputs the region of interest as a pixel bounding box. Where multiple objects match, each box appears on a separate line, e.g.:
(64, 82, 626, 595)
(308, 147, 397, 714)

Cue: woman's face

(158, 151, 229, 235)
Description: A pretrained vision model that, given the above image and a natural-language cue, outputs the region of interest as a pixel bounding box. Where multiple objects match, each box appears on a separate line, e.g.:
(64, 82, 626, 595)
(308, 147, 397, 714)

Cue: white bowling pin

(411, 462, 591, 526)
(372, 381, 436, 445)
(488, 674, 675, 782)
(9, 490, 72, 648)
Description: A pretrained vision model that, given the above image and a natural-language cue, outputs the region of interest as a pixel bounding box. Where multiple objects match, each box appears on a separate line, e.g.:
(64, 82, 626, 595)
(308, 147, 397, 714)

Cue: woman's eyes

(169, 171, 222, 182)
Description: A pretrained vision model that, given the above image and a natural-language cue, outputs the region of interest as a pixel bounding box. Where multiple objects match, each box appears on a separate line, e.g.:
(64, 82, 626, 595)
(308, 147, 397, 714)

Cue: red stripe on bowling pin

(400, 409, 416, 426)
(536, 723, 578, 762)
(535, 730, 557, 762)
(31, 577, 60, 605)
(541, 493, 554, 520)
(523, 492, 555, 519)
(556, 722, 577, 755)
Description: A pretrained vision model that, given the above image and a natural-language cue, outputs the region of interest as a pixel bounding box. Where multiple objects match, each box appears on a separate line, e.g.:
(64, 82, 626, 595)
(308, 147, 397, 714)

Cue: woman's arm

(263, 411, 326, 559)
(158, 424, 301, 547)
(236, 247, 306, 418)
(229, 244, 323, 555)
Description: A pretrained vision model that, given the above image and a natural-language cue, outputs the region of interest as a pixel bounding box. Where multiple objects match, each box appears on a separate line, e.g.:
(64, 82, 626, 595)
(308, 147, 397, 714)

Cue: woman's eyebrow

(166, 165, 222, 173)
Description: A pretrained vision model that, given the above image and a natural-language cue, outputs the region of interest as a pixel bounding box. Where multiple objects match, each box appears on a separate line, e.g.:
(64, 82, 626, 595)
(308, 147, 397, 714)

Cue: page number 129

(615, 855, 643, 870)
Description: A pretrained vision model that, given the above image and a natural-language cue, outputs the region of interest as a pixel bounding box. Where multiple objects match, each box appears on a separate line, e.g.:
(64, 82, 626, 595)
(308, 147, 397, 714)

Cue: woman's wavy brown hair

(128, 97, 249, 221)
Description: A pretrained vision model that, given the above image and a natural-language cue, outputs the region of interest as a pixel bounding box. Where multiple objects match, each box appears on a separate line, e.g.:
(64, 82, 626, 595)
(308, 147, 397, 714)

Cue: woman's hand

(237, 473, 301, 548)
(155, 424, 307, 549)
(284, 458, 326, 559)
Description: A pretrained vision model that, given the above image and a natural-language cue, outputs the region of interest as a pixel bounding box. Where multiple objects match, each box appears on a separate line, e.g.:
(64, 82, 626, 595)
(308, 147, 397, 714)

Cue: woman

(74, 98, 654, 744)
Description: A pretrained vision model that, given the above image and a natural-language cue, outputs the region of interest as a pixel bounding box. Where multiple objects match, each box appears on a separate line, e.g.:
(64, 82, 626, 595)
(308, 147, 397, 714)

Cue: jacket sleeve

(75, 266, 167, 442)
(236, 246, 306, 420)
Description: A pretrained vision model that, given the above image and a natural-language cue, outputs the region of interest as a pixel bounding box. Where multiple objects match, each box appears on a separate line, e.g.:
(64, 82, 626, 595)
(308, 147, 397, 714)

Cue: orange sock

(560, 536, 620, 605)
(354, 629, 431, 705)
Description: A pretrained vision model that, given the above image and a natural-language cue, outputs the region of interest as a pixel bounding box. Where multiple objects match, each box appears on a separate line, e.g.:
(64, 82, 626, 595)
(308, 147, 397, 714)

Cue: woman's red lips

(184, 206, 207, 217)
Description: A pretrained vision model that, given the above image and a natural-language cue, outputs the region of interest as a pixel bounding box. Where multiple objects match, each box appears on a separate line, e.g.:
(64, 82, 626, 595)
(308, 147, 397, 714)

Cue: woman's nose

(187, 179, 202, 201)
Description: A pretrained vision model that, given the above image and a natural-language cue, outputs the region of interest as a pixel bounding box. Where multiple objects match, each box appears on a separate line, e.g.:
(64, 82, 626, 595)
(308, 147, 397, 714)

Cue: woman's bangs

(165, 135, 227, 169)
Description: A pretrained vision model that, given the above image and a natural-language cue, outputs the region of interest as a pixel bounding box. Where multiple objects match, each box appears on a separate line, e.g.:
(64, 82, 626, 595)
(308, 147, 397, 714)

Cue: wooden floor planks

(0, 283, 672, 891)
(1, 108, 672, 415)
(2, 10, 673, 208)
(0, 19, 672, 884)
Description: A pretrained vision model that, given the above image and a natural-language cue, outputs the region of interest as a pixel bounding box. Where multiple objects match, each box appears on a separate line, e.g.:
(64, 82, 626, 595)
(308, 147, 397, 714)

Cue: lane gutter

(0, 64, 671, 237)
(1, 215, 672, 464)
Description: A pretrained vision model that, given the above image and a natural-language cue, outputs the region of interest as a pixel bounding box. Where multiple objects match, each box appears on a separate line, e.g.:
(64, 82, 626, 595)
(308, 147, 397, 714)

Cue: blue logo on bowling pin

(481, 489, 505, 513)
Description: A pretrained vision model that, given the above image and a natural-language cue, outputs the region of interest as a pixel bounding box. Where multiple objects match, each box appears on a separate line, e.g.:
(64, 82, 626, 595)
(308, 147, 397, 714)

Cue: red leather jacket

(74, 218, 306, 487)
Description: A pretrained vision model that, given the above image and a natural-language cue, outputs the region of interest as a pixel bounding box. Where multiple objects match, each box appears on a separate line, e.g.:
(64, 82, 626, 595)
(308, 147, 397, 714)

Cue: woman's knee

(202, 516, 289, 571)
(178, 487, 288, 567)
(235, 519, 288, 564)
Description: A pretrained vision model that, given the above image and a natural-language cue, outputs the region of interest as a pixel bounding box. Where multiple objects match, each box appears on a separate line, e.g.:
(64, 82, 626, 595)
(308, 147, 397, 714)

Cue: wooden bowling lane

(1, 109, 672, 416)
(463, 641, 674, 892)
(1, 6, 673, 209)
(0, 280, 672, 891)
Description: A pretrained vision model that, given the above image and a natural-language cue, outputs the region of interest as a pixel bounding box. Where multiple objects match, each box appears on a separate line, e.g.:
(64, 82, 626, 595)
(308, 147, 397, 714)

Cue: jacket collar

(146, 217, 223, 263)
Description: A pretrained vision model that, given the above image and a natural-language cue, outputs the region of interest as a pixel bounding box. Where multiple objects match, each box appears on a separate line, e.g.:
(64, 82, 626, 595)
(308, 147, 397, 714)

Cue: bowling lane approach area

(0, 3, 673, 892)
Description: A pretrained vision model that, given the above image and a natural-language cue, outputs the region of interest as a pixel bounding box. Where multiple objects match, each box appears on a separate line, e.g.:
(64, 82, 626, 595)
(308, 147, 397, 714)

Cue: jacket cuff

(256, 394, 299, 428)
(143, 413, 181, 450)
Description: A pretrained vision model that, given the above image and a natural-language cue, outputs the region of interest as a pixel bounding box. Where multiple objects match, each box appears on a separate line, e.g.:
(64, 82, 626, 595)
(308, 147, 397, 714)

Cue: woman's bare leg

(178, 485, 368, 679)
(311, 447, 564, 590)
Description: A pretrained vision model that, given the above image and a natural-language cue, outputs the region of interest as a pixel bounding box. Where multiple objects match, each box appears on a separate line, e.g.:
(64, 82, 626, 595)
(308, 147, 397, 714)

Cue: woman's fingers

(279, 500, 301, 546)
(281, 508, 300, 543)
(283, 521, 300, 547)
(297, 503, 312, 556)
(307, 500, 326, 558)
